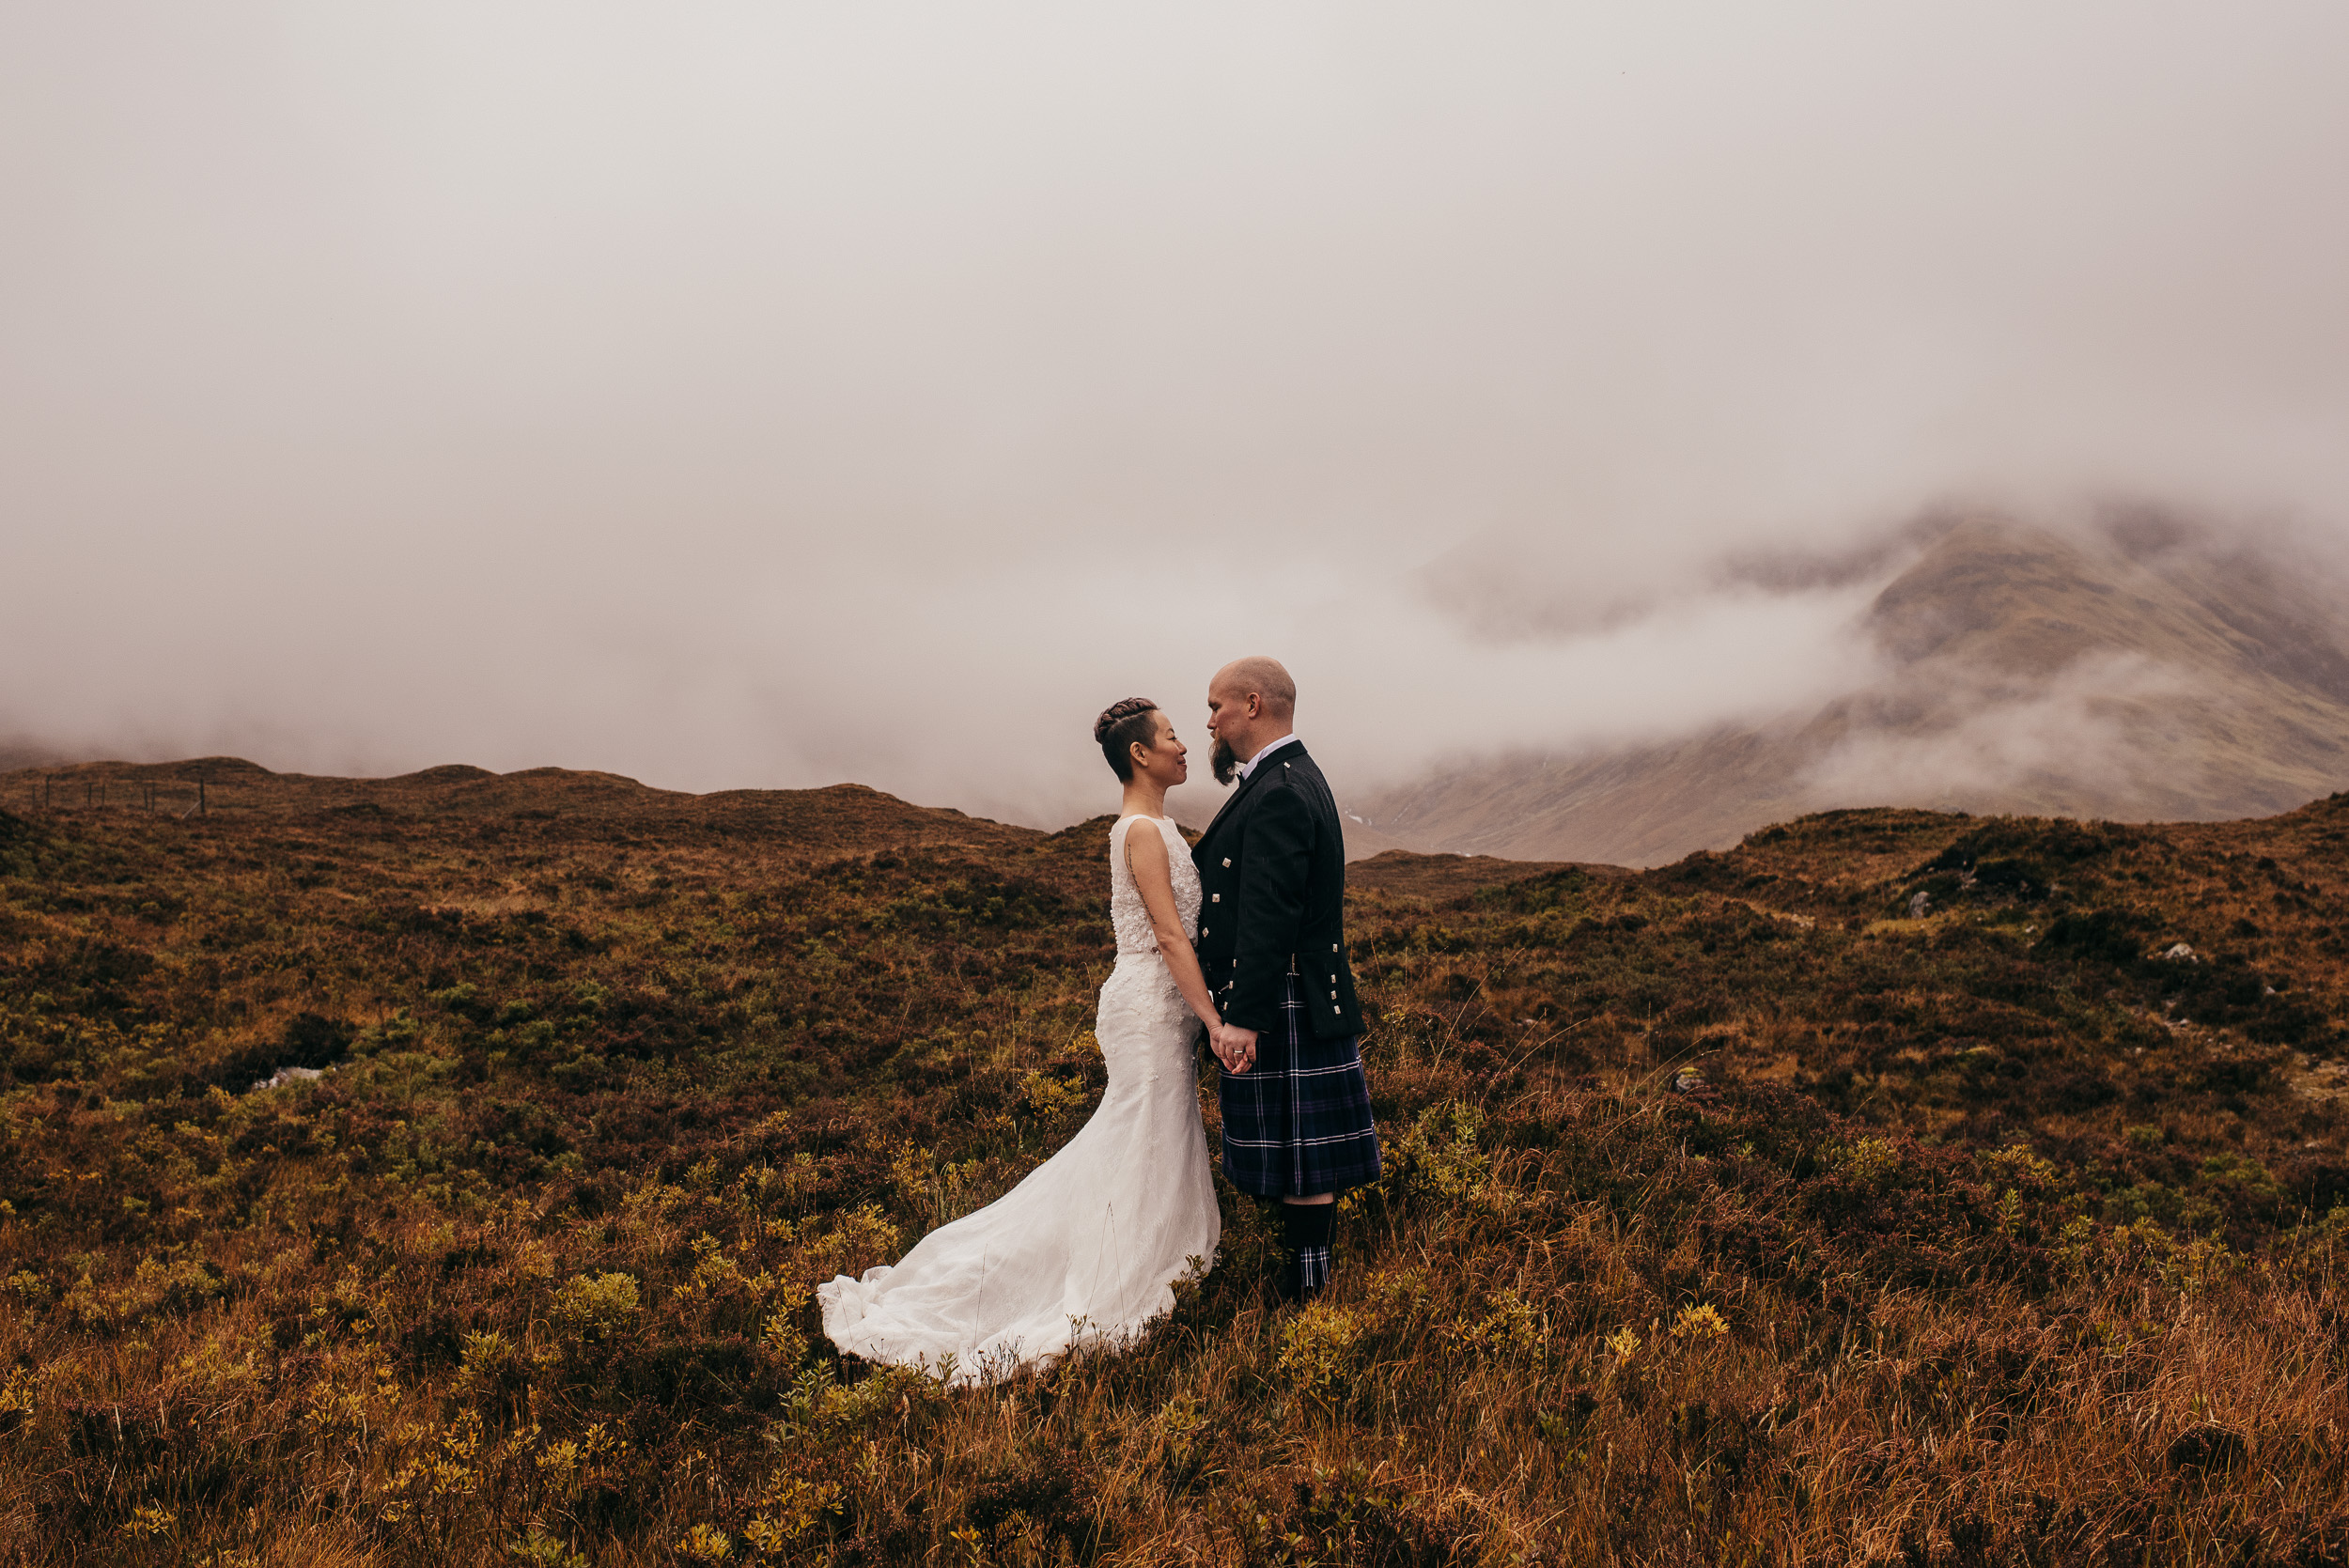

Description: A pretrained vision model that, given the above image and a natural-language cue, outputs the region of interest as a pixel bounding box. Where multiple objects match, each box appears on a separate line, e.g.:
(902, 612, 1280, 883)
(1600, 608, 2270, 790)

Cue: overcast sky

(6, 3, 2347, 826)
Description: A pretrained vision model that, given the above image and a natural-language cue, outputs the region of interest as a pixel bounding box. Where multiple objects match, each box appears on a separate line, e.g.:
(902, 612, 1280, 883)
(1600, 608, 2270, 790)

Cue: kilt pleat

(1219, 972, 1382, 1197)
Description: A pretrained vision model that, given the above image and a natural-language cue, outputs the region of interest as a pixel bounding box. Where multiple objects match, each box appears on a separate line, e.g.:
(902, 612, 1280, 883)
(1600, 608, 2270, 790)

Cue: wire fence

(20, 774, 212, 817)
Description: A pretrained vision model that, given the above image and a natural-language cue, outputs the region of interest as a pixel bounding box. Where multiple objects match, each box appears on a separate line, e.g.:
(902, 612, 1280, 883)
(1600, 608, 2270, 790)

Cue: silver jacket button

(1222, 858, 1232, 867)
(1210, 893, 1220, 902)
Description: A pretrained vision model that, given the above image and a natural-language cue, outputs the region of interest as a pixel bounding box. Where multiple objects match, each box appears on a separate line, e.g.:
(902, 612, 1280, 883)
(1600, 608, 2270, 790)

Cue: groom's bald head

(1206, 657, 1297, 784)
(1211, 657, 1296, 720)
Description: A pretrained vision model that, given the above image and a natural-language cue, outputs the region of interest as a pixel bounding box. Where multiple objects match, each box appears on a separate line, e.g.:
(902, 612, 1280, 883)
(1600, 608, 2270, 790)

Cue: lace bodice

(1110, 815, 1200, 956)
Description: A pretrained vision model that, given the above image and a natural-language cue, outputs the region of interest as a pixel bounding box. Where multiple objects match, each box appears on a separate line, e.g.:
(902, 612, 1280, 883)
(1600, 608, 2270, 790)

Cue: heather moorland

(2, 758, 2347, 1565)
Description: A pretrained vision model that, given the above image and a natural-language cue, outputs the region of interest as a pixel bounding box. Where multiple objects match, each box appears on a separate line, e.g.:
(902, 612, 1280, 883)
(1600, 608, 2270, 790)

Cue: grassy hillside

(2, 763, 2347, 1564)
(1361, 516, 2349, 864)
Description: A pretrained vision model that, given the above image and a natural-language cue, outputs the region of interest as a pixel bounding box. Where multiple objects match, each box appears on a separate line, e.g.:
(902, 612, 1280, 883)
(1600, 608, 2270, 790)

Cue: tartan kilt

(1219, 971, 1382, 1197)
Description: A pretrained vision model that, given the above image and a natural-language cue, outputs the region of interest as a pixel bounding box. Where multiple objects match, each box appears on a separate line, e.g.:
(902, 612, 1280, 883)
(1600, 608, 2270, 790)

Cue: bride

(817, 697, 1223, 1383)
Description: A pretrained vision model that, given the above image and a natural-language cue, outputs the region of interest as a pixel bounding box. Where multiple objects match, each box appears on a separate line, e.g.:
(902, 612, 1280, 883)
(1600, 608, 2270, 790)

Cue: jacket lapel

(1195, 750, 1279, 850)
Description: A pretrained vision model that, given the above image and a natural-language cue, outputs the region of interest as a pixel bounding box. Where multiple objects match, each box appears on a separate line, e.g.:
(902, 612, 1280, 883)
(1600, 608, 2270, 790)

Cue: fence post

(199, 778, 208, 815)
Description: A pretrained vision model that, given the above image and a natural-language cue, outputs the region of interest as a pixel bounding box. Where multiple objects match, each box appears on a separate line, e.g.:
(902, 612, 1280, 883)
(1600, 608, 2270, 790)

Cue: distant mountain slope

(5, 755, 1452, 866)
(1358, 516, 2349, 865)
(0, 758, 1035, 860)
(1165, 791, 1426, 862)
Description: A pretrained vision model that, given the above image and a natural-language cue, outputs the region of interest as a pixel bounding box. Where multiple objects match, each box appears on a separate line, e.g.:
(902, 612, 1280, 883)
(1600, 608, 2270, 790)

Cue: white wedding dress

(817, 815, 1222, 1384)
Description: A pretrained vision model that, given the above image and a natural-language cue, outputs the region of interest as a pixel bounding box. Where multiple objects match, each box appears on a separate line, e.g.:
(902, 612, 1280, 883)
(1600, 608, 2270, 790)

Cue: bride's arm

(1126, 825, 1221, 1031)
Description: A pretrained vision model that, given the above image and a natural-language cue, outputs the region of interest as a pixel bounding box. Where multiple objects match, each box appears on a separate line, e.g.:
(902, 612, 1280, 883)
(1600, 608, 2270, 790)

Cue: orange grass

(0, 768, 2345, 1563)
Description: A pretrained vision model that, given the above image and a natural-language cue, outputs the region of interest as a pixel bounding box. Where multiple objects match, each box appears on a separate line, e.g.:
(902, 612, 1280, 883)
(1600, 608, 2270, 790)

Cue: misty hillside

(5, 764, 2348, 1560)
(0, 756, 1467, 867)
(1358, 516, 2349, 865)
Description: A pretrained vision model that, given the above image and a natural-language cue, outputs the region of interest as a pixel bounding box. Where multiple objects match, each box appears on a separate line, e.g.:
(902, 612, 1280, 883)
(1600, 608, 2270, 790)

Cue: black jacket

(1190, 741, 1362, 1039)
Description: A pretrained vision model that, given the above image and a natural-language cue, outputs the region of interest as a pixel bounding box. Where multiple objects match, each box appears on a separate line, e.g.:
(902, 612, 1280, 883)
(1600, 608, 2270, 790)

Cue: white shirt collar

(1236, 733, 1302, 781)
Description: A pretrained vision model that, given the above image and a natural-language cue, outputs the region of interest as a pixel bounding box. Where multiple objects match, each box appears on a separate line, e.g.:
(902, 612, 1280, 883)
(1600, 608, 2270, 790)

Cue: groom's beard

(1211, 737, 1238, 786)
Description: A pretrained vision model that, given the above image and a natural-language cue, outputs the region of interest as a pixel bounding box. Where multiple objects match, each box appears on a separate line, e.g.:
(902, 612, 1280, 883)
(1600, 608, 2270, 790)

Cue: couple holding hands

(819, 657, 1381, 1384)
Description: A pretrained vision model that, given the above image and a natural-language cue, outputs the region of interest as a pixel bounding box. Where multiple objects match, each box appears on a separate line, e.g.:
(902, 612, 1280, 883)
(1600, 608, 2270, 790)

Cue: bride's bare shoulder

(1124, 815, 1174, 873)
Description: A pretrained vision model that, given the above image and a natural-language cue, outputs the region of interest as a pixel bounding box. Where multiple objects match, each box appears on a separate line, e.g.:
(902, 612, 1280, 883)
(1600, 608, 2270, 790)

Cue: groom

(1191, 657, 1381, 1303)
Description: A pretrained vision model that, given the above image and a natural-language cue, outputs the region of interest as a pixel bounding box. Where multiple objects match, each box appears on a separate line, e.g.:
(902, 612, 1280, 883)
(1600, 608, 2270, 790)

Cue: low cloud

(5, 4, 2348, 827)
(1800, 652, 2211, 820)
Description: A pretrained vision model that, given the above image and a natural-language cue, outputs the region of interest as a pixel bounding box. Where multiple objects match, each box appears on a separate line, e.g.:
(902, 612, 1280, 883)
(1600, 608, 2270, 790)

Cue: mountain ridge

(1359, 515, 2349, 865)
(0, 755, 1554, 886)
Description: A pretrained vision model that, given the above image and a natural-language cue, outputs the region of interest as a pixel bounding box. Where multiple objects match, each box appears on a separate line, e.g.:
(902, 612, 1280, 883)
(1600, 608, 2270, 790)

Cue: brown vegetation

(2, 758, 2346, 1564)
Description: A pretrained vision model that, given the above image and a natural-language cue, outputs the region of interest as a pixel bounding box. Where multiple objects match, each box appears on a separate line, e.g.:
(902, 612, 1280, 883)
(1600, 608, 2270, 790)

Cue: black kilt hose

(1219, 972, 1381, 1197)
(1190, 741, 1382, 1199)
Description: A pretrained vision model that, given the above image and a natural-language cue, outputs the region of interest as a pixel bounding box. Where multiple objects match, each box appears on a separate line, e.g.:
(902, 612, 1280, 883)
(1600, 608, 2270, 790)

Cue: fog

(1805, 651, 2208, 819)
(6, 3, 2348, 828)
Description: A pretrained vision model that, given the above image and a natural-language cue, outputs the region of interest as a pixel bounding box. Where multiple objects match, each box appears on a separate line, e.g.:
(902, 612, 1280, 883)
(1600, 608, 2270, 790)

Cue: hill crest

(1359, 514, 2349, 864)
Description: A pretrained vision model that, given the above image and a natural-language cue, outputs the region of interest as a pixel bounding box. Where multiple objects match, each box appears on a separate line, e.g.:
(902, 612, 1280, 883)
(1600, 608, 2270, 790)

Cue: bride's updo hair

(1094, 698, 1161, 783)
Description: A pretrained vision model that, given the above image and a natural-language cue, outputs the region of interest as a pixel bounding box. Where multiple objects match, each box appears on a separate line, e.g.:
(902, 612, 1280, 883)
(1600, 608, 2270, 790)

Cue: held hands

(1210, 1022, 1259, 1075)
